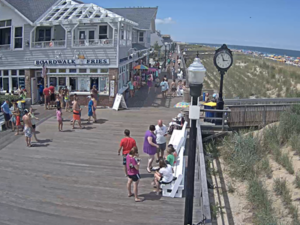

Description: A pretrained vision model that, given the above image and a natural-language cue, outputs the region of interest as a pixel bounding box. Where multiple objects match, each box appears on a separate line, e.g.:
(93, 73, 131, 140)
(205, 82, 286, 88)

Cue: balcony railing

(32, 40, 66, 49)
(0, 44, 11, 50)
(73, 39, 113, 47)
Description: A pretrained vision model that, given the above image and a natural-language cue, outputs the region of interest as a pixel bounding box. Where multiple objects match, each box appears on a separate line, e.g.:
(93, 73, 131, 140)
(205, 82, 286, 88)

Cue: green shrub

(0, 95, 21, 107)
(259, 158, 273, 179)
(278, 110, 300, 143)
(290, 133, 300, 155)
(247, 178, 278, 225)
(222, 133, 263, 180)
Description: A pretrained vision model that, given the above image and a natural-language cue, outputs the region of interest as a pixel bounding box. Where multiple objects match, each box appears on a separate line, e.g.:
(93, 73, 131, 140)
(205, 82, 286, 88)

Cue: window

(58, 77, 66, 86)
(59, 69, 66, 73)
(0, 78, 2, 90)
(19, 70, 25, 76)
(12, 77, 18, 90)
(0, 28, 11, 48)
(49, 69, 56, 73)
(69, 77, 77, 91)
(3, 70, 8, 76)
(0, 20, 11, 28)
(38, 28, 51, 42)
(79, 69, 87, 73)
(11, 70, 17, 76)
(3, 78, 8, 90)
(49, 77, 57, 87)
(99, 77, 109, 95)
(90, 69, 98, 73)
(100, 68, 109, 73)
(90, 78, 98, 89)
(69, 69, 77, 73)
(139, 32, 144, 42)
(99, 25, 108, 39)
(89, 30, 95, 40)
(19, 77, 25, 88)
(14, 27, 23, 49)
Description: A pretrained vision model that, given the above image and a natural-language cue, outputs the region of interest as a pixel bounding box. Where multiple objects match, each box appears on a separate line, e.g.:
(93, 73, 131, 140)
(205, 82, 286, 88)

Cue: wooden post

(222, 112, 225, 131)
(263, 105, 267, 127)
(243, 105, 246, 126)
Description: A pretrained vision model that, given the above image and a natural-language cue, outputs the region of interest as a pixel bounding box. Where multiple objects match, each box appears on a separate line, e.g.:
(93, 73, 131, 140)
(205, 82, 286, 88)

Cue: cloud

(155, 17, 175, 24)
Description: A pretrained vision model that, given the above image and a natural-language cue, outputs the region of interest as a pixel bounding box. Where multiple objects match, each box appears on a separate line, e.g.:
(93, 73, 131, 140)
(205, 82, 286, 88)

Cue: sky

(81, 0, 300, 51)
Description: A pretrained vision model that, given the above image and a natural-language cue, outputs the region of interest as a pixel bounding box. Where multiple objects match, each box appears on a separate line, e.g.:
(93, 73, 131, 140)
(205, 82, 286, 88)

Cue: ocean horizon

(196, 43, 300, 58)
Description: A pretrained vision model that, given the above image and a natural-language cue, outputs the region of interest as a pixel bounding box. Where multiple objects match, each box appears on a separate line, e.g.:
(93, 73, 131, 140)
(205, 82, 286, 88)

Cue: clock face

(215, 52, 232, 69)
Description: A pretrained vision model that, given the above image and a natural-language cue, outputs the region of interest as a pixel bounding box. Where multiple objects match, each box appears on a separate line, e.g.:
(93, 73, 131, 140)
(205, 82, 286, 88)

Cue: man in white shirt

(155, 120, 168, 163)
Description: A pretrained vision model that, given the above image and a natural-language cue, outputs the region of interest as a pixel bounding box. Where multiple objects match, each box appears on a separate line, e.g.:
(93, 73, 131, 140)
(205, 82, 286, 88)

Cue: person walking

(118, 129, 137, 176)
(22, 109, 32, 147)
(155, 120, 168, 163)
(64, 87, 70, 112)
(72, 94, 83, 129)
(170, 79, 177, 97)
(128, 78, 134, 98)
(1, 99, 11, 130)
(91, 85, 98, 102)
(56, 106, 63, 131)
(29, 107, 39, 141)
(126, 147, 142, 202)
(87, 94, 96, 123)
(43, 85, 50, 110)
(147, 74, 153, 94)
(49, 84, 55, 108)
(177, 58, 181, 67)
(143, 125, 159, 173)
(160, 79, 169, 98)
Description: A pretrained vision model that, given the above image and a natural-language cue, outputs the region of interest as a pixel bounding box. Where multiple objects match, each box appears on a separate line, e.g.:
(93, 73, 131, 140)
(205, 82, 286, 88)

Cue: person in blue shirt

(128, 78, 134, 98)
(160, 79, 169, 98)
(1, 99, 12, 130)
(38, 83, 44, 103)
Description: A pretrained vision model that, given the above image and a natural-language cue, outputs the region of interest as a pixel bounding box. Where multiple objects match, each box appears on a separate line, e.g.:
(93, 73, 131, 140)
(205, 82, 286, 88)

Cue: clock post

(213, 44, 233, 124)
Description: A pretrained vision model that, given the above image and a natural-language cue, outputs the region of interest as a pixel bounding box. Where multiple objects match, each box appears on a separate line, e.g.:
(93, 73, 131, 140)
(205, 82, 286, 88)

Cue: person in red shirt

(49, 84, 55, 107)
(43, 86, 50, 110)
(118, 129, 137, 176)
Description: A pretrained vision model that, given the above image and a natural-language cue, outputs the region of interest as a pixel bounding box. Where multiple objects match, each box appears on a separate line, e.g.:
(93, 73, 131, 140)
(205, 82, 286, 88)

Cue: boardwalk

(0, 64, 189, 225)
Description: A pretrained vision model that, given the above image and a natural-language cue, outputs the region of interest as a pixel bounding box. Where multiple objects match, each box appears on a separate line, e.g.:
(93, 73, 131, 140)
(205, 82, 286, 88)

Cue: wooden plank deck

(0, 86, 188, 224)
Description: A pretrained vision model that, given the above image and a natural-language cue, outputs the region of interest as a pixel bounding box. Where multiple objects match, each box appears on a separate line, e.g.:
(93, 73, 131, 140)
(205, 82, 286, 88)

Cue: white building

(0, 0, 158, 106)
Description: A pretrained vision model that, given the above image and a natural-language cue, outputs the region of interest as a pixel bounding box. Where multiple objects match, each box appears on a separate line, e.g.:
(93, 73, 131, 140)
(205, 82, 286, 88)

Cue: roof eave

(1, 0, 34, 25)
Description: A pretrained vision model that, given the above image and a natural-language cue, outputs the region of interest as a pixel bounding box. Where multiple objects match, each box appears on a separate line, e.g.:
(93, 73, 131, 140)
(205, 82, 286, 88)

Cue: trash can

(203, 102, 217, 122)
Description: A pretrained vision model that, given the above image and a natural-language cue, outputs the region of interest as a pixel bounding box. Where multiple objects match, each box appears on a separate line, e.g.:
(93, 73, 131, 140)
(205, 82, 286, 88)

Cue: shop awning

(35, 1, 138, 26)
(132, 43, 148, 51)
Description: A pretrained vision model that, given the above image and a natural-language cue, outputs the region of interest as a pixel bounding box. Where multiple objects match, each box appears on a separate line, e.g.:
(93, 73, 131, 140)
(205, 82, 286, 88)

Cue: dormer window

(138, 32, 144, 42)
(0, 20, 12, 50)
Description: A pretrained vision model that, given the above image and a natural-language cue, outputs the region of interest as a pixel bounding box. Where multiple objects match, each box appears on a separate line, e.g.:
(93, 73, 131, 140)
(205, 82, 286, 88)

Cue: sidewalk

(0, 82, 185, 225)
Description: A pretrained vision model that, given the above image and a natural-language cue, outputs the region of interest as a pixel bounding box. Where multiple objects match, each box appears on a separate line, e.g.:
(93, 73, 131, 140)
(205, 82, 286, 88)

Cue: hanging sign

(112, 94, 127, 111)
(110, 80, 115, 97)
(34, 59, 110, 66)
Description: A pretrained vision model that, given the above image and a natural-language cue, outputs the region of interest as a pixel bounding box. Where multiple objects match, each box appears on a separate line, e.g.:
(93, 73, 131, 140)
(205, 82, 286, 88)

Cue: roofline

(34, 0, 62, 23)
(0, 0, 34, 25)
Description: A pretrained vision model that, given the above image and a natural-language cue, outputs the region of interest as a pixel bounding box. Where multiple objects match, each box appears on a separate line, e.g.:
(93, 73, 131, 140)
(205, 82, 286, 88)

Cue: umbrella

(148, 68, 158, 72)
(174, 102, 190, 108)
(134, 65, 149, 70)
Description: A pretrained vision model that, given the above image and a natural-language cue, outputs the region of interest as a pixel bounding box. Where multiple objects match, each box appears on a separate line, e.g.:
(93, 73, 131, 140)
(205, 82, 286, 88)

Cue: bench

(161, 121, 188, 198)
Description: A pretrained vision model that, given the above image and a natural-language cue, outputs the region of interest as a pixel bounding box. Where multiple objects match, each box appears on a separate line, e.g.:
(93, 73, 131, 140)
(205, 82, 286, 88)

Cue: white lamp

(188, 58, 206, 85)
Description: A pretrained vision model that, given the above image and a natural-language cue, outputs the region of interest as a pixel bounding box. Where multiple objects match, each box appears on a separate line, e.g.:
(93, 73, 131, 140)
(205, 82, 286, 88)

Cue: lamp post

(164, 42, 168, 69)
(184, 56, 206, 225)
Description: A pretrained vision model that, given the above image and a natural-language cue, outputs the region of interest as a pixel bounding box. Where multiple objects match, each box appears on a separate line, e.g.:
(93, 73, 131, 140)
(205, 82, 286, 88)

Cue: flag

(42, 64, 47, 78)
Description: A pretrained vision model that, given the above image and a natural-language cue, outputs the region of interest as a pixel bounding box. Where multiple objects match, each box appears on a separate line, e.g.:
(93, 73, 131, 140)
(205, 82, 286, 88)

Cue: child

(56, 106, 63, 131)
(126, 147, 143, 202)
(167, 144, 177, 165)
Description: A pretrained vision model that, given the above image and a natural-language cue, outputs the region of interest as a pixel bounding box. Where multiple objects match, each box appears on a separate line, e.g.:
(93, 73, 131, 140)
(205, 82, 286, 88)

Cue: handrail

(195, 120, 212, 224)
(224, 97, 300, 105)
(32, 40, 66, 48)
(73, 39, 113, 47)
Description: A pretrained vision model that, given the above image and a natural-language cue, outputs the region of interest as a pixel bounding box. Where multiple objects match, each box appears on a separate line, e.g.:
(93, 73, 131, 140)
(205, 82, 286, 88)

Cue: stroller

(168, 113, 185, 135)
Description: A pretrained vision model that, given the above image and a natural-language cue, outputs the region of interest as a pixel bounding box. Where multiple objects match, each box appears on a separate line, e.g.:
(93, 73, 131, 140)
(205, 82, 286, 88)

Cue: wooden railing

(73, 39, 113, 47)
(194, 121, 212, 224)
(32, 40, 66, 49)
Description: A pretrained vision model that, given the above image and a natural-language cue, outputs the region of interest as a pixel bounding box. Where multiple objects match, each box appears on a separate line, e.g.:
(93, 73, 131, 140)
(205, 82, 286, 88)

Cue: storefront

(0, 69, 25, 93)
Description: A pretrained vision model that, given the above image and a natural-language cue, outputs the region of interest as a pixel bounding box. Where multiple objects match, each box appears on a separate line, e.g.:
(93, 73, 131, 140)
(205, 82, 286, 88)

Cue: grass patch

(258, 158, 273, 179)
(247, 178, 278, 225)
(222, 133, 264, 180)
(289, 133, 300, 155)
(294, 173, 300, 189)
(273, 178, 300, 225)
